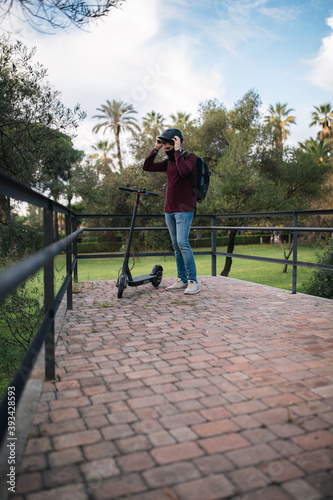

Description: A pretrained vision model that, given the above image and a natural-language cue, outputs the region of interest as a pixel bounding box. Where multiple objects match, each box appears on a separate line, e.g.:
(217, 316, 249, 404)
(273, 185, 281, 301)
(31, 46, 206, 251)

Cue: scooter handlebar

(119, 186, 159, 197)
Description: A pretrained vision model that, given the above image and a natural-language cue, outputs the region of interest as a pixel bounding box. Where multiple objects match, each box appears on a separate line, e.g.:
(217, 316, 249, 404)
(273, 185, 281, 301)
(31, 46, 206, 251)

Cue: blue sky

(2, 0, 333, 157)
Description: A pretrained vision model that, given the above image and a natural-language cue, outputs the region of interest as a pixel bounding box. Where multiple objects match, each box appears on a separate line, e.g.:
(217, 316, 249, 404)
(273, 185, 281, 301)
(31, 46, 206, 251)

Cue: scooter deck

(127, 273, 155, 286)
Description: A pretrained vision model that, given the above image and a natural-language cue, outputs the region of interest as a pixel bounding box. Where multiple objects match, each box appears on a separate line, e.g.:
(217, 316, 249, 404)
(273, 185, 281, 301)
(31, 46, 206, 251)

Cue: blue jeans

(165, 212, 197, 283)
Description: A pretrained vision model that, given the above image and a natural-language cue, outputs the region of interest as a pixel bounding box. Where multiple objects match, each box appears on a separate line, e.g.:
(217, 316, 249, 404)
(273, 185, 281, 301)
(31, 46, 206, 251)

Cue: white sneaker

(184, 281, 200, 294)
(165, 278, 188, 291)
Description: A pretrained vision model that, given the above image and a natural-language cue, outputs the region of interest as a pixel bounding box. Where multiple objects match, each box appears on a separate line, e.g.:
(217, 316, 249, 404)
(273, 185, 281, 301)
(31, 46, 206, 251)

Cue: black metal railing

(0, 169, 333, 447)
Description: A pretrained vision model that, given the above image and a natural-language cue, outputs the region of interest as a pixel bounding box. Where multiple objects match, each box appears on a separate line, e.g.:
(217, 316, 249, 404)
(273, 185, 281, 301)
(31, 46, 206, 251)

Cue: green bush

(77, 241, 122, 253)
(189, 234, 262, 248)
(303, 238, 333, 299)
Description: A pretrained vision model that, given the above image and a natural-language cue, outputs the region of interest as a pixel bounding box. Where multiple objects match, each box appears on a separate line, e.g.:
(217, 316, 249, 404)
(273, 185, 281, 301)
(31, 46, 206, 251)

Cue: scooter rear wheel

(151, 265, 163, 288)
(117, 276, 127, 298)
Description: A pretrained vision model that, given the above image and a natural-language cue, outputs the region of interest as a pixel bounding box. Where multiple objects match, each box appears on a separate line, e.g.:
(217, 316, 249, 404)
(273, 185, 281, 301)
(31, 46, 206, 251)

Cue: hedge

(189, 234, 263, 248)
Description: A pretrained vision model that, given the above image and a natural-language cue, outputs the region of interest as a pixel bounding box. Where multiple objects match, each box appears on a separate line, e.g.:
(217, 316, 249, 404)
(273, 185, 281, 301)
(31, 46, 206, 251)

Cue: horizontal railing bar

(212, 226, 333, 232)
(77, 252, 174, 259)
(81, 226, 332, 233)
(216, 252, 333, 271)
(0, 229, 83, 300)
(78, 209, 333, 220)
(77, 251, 211, 260)
(0, 170, 72, 215)
(214, 209, 333, 219)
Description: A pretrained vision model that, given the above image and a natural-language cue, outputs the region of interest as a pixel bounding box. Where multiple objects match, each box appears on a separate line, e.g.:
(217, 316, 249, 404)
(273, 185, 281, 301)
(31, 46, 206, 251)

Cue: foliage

(0, 213, 43, 260)
(264, 102, 296, 146)
(93, 100, 140, 172)
(0, 36, 85, 188)
(0, 274, 44, 397)
(299, 138, 333, 167)
(303, 238, 333, 299)
(0, 0, 123, 32)
(310, 103, 333, 140)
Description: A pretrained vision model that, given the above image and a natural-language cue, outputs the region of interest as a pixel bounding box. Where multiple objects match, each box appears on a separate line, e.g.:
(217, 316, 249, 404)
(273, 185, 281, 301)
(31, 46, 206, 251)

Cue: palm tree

(90, 140, 116, 174)
(264, 102, 296, 146)
(299, 138, 333, 166)
(142, 111, 165, 138)
(92, 100, 140, 171)
(310, 104, 333, 141)
(169, 111, 194, 131)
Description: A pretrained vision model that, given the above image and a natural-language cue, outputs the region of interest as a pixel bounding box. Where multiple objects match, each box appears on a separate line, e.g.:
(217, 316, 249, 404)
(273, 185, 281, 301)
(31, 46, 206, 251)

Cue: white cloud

(307, 16, 333, 92)
(2, 0, 225, 153)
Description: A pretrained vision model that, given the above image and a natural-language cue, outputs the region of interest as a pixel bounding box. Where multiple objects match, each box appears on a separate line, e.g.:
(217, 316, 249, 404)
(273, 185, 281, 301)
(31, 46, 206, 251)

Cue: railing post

(292, 212, 298, 294)
(43, 203, 55, 380)
(66, 213, 73, 310)
(211, 215, 217, 276)
(73, 214, 78, 282)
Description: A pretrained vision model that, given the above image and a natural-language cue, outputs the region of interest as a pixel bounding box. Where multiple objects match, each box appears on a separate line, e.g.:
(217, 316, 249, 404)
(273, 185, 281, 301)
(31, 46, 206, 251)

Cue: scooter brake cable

(129, 248, 135, 271)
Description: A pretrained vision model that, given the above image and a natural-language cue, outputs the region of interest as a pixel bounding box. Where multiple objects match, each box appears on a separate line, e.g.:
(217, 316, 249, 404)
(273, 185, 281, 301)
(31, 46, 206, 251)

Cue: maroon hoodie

(143, 149, 197, 212)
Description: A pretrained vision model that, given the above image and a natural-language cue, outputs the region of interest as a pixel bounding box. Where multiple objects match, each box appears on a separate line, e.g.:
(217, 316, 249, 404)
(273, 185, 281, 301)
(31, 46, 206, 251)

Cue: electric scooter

(116, 186, 163, 298)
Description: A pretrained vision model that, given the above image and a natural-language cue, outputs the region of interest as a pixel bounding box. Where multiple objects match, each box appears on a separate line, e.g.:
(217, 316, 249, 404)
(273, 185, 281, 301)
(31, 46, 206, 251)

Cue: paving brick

(117, 451, 154, 472)
(143, 461, 200, 488)
(24, 437, 52, 455)
(227, 443, 279, 467)
(241, 427, 276, 444)
(290, 448, 333, 473)
(16, 472, 42, 494)
(148, 430, 176, 447)
(259, 459, 304, 483)
(170, 426, 198, 442)
(292, 430, 333, 451)
(48, 447, 84, 468)
(80, 457, 120, 480)
(193, 453, 234, 475)
(151, 441, 204, 464)
(18, 454, 47, 473)
(53, 429, 101, 450)
(42, 465, 81, 488)
(199, 433, 249, 454)
(192, 419, 239, 437)
(90, 472, 146, 499)
(228, 466, 269, 492)
(307, 471, 333, 498)
(115, 434, 151, 454)
(160, 411, 205, 429)
(26, 484, 88, 500)
(174, 474, 236, 500)
(49, 407, 79, 422)
(282, 478, 322, 500)
(253, 408, 289, 425)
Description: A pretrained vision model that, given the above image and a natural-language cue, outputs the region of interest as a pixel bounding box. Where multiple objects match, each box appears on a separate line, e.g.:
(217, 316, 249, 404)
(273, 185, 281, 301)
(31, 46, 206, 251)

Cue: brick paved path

(11, 277, 333, 499)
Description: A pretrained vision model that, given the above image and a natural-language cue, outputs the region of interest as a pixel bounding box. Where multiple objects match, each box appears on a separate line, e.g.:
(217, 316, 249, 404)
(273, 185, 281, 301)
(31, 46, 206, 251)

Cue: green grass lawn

(63, 243, 323, 294)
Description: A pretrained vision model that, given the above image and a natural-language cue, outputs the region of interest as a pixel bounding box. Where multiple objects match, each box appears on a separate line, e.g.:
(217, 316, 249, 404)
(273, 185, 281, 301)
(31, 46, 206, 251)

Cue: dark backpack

(185, 153, 211, 202)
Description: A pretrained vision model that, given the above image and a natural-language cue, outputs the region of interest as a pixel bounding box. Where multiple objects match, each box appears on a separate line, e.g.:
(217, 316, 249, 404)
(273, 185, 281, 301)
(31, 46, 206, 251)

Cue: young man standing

(143, 128, 200, 294)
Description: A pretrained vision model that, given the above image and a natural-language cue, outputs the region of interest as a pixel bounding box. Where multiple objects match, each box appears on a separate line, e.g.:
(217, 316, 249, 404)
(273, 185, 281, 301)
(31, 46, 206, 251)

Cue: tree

(169, 111, 194, 131)
(0, 36, 85, 225)
(299, 138, 333, 167)
(90, 140, 117, 175)
(310, 104, 333, 141)
(0, 0, 124, 32)
(142, 111, 165, 139)
(264, 102, 296, 146)
(92, 100, 140, 172)
(0, 37, 85, 184)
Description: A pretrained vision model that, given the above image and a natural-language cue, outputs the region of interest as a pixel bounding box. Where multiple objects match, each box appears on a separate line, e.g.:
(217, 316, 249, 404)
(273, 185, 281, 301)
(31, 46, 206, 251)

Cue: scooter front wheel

(117, 276, 127, 298)
(151, 265, 163, 288)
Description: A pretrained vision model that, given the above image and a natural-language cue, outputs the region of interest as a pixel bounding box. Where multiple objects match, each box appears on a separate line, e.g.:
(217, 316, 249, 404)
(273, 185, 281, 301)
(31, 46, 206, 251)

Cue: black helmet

(158, 128, 183, 143)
